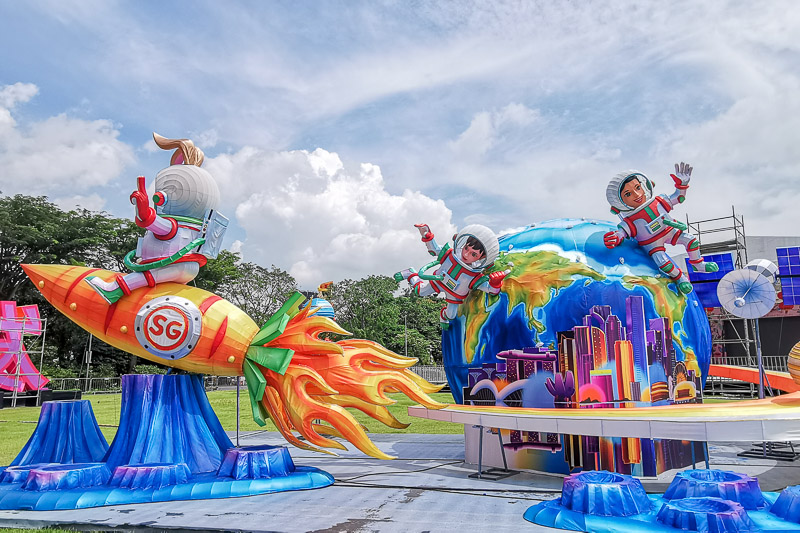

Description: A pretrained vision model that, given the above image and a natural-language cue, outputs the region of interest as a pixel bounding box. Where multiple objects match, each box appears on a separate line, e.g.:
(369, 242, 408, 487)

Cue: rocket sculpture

(24, 134, 443, 460)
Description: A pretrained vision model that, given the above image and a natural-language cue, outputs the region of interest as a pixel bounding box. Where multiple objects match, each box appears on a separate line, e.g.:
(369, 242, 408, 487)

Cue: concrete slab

(0, 432, 797, 532)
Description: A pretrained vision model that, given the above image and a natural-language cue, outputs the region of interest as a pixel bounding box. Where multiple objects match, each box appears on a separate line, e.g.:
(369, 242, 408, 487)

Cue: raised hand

(670, 161, 692, 189)
(414, 223, 433, 242)
(130, 176, 156, 227)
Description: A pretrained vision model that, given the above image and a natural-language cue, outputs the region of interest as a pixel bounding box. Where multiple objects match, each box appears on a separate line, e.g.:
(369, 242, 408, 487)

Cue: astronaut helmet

(453, 224, 499, 271)
(606, 170, 654, 214)
(154, 164, 220, 219)
(151, 133, 220, 220)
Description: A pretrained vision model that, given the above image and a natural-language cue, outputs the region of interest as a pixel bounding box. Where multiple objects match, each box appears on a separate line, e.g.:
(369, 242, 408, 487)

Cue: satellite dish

(716, 260, 778, 400)
(717, 268, 776, 319)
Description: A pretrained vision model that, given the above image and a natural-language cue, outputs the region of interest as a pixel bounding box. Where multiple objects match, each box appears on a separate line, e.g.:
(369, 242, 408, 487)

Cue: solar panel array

(777, 246, 800, 306)
(684, 252, 735, 308)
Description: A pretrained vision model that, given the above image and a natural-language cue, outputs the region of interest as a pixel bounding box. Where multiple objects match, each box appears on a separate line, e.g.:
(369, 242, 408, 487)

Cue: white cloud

(51, 193, 106, 212)
(0, 83, 135, 197)
(449, 103, 541, 160)
(0, 82, 38, 109)
(204, 147, 455, 288)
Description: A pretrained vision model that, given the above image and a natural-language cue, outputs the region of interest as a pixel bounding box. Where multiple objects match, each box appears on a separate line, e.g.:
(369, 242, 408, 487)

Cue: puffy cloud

(0, 83, 135, 197)
(51, 193, 107, 212)
(204, 147, 455, 287)
(0, 82, 38, 109)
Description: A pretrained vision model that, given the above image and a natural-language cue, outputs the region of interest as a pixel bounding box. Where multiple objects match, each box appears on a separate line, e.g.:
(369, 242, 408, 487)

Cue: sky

(1, 1, 798, 288)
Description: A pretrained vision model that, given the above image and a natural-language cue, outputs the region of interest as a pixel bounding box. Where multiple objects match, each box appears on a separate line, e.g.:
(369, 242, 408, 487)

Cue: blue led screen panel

(683, 253, 733, 308)
(685, 252, 734, 283)
(777, 247, 800, 306)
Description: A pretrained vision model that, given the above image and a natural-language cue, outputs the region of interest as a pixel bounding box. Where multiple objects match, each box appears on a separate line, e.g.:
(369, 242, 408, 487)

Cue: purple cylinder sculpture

(560, 470, 652, 516)
(217, 446, 296, 480)
(22, 463, 111, 491)
(110, 463, 191, 490)
(657, 497, 755, 532)
(664, 469, 766, 510)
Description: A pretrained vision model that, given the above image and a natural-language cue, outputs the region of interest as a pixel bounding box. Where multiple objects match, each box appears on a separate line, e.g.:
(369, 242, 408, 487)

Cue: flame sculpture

(23, 264, 444, 459)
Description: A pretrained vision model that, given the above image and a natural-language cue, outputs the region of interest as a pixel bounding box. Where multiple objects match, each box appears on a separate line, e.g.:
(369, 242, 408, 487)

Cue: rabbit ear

(153, 132, 205, 167)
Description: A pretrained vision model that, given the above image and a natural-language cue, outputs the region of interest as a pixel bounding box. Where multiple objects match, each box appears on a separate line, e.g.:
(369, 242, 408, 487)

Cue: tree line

(0, 194, 443, 378)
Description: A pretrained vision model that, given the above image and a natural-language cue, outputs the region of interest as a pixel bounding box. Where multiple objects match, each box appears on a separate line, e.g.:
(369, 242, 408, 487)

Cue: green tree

(397, 293, 443, 364)
(218, 263, 297, 325)
(327, 275, 401, 348)
(194, 249, 242, 293)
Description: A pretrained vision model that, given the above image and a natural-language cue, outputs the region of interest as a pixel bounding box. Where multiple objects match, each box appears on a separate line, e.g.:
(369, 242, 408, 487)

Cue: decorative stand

(0, 374, 333, 510)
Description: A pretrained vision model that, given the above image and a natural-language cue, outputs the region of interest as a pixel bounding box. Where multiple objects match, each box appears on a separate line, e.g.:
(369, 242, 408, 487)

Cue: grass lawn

(0, 390, 460, 465)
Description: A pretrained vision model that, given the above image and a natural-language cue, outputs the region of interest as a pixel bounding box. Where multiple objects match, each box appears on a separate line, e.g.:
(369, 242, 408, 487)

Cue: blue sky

(1, 1, 798, 287)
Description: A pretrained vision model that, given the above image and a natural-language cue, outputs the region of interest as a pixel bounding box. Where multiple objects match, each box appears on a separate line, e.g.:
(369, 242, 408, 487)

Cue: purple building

(625, 296, 649, 384)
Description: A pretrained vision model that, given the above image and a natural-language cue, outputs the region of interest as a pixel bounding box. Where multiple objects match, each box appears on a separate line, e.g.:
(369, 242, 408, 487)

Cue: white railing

(45, 375, 244, 394)
(43, 367, 447, 395)
(47, 377, 121, 393)
(410, 365, 447, 384)
(711, 355, 788, 373)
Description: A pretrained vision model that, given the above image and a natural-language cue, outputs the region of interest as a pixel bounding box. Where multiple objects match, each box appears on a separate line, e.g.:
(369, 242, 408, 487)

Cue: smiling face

(621, 177, 647, 208)
(460, 243, 485, 264)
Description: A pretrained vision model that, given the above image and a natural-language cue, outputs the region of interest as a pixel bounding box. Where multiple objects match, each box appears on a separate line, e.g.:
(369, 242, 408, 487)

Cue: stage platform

(0, 431, 798, 532)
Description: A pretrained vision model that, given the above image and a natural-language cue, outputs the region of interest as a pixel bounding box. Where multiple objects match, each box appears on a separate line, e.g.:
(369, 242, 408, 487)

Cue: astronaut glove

(670, 161, 692, 189)
(130, 176, 157, 228)
(603, 231, 623, 249)
(415, 223, 434, 242)
(488, 269, 511, 289)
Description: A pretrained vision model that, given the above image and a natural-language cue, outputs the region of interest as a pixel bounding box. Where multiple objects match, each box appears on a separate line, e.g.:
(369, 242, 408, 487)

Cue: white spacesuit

(395, 224, 510, 328)
(87, 134, 228, 304)
(603, 162, 717, 295)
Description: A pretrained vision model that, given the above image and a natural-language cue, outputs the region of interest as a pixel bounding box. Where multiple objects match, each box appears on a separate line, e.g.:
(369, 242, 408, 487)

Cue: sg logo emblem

(134, 296, 202, 360)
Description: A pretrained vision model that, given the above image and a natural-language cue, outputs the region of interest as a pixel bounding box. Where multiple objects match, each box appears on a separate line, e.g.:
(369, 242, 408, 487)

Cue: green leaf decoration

(243, 359, 268, 426)
(246, 345, 294, 375)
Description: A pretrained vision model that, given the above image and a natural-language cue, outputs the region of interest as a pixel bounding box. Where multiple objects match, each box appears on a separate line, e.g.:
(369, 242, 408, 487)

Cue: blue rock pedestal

(560, 470, 652, 516)
(664, 469, 766, 510)
(656, 497, 756, 532)
(0, 373, 334, 510)
(770, 485, 800, 523)
(22, 463, 111, 491)
(1, 464, 53, 484)
(103, 374, 233, 474)
(218, 446, 295, 480)
(110, 463, 191, 490)
(11, 400, 108, 466)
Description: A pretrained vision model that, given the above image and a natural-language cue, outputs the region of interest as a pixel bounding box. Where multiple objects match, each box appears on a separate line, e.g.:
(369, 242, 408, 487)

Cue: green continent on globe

(460, 250, 605, 363)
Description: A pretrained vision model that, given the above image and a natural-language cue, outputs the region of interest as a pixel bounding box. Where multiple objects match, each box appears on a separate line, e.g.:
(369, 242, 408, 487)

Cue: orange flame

(255, 305, 445, 459)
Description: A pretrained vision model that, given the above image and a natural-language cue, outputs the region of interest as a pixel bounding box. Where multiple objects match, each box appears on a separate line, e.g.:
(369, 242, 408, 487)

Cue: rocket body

(22, 264, 255, 376)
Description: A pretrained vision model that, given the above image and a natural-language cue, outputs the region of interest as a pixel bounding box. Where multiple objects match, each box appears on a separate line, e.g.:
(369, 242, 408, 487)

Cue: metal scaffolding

(687, 206, 748, 268)
(687, 207, 760, 397)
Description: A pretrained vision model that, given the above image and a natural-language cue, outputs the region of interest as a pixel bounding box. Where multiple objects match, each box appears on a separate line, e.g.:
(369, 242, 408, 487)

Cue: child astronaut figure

(394, 224, 511, 328)
(603, 162, 717, 295)
(86, 133, 228, 304)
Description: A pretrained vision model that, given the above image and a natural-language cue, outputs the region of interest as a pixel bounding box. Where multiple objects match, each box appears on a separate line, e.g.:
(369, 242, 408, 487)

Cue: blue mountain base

(0, 375, 333, 510)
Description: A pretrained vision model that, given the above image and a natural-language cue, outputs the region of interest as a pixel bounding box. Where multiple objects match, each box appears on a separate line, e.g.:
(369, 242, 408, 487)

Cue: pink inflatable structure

(0, 301, 49, 392)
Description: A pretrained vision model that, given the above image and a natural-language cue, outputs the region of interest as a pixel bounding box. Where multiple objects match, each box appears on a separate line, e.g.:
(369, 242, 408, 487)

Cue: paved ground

(0, 432, 798, 532)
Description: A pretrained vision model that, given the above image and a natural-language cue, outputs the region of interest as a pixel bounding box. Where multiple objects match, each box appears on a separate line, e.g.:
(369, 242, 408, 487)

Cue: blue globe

(443, 218, 712, 405)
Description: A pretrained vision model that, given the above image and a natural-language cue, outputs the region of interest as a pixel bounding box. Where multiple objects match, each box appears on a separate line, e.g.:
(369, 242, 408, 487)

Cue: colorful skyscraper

(615, 340, 635, 402)
(574, 326, 593, 389)
(591, 327, 607, 368)
(625, 296, 649, 384)
(590, 369, 614, 407)
(604, 314, 624, 364)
